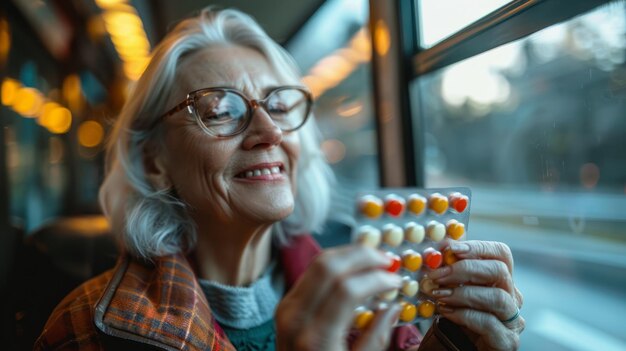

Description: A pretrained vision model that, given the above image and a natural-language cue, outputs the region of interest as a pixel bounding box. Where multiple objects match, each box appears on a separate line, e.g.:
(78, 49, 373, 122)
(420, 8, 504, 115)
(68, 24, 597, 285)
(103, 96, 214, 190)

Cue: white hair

(102, 7, 334, 259)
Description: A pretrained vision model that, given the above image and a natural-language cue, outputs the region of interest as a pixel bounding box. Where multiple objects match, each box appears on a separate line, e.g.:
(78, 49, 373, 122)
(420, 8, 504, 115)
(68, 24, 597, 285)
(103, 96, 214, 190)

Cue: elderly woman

(35, 8, 524, 351)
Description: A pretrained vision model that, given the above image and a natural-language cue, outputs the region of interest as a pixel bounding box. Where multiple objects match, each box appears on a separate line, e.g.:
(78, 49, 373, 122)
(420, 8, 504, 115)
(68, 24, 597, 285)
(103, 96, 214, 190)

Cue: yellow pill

(353, 309, 375, 330)
(418, 301, 436, 318)
(407, 194, 426, 216)
(359, 195, 383, 218)
(399, 302, 417, 323)
(446, 220, 465, 240)
(443, 247, 459, 266)
(402, 250, 423, 271)
(428, 193, 449, 215)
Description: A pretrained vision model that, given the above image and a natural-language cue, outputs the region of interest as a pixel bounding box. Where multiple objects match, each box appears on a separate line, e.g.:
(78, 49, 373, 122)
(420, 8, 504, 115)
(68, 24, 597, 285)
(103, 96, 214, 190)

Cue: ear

(143, 143, 172, 191)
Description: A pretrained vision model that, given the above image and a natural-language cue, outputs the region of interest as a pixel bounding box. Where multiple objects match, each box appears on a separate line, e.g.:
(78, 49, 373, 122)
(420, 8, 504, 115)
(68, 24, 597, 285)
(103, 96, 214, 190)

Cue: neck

(192, 217, 274, 286)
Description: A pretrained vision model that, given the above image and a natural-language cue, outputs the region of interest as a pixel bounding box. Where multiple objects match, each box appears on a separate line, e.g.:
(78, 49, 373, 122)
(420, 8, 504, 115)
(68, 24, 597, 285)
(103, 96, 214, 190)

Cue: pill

(356, 225, 381, 248)
(449, 192, 469, 213)
(407, 194, 426, 216)
(426, 221, 446, 242)
(382, 223, 404, 247)
(353, 307, 374, 329)
(420, 277, 439, 295)
(401, 277, 419, 297)
(384, 194, 405, 217)
(428, 193, 449, 215)
(418, 301, 436, 318)
(446, 219, 465, 240)
(404, 222, 425, 243)
(424, 248, 443, 269)
(359, 195, 383, 219)
(399, 301, 417, 323)
(386, 252, 401, 273)
(378, 288, 399, 301)
(443, 247, 458, 265)
(402, 249, 423, 271)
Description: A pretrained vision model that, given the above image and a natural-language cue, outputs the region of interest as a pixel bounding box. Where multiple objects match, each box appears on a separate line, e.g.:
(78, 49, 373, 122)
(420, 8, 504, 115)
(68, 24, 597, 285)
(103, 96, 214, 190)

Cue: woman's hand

(428, 240, 525, 351)
(276, 245, 403, 351)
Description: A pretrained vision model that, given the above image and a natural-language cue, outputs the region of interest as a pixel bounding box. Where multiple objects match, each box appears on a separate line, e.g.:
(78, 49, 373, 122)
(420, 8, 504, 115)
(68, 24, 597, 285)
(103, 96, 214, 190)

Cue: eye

(200, 109, 234, 123)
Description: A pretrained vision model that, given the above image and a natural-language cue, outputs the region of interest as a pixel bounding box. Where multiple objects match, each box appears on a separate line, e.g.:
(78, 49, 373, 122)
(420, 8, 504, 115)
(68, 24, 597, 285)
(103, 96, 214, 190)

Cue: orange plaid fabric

(34, 235, 424, 350)
(34, 253, 236, 351)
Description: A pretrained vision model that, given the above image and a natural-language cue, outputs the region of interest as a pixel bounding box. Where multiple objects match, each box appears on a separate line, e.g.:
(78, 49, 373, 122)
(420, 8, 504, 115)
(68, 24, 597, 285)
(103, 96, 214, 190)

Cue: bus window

(412, 2, 626, 349)
(288, 0, 379, 221)
(417, 0, 512, 48)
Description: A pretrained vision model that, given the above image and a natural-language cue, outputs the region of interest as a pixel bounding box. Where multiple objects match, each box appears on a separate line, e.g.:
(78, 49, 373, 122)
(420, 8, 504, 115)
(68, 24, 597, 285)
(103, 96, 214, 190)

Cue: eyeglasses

(156, 86, 312, 137)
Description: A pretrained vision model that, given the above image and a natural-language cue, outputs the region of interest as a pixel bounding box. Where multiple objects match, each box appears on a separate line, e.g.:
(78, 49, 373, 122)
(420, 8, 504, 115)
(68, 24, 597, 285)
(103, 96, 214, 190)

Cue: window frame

(369, 0, 614, 187)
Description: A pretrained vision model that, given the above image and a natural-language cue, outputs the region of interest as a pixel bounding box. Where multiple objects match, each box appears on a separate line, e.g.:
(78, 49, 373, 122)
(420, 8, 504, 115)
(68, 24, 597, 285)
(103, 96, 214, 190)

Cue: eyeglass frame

(152, 85, 313, 137)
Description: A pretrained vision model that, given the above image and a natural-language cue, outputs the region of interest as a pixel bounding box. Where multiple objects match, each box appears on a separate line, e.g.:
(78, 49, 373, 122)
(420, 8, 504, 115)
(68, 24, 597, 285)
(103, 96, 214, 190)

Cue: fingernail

(428, 266, 451, 280)
(439, 306, 454, 314)
(451, 243, 470, 253)
(432, 289, 453, 297)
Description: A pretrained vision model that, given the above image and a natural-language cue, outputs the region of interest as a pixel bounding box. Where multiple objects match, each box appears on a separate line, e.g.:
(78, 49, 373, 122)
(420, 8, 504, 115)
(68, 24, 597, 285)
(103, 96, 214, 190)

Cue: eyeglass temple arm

(149, 98, 192, 129)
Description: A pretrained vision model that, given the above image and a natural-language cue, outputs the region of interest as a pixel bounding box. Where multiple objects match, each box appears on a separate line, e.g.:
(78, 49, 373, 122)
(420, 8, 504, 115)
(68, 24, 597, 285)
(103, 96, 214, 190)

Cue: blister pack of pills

(351, 187, 471, 329)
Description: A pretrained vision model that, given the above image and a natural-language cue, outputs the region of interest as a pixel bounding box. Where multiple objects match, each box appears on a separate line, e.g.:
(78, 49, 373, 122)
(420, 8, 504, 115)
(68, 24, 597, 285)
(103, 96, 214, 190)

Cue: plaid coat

(34, 235, 424, 351)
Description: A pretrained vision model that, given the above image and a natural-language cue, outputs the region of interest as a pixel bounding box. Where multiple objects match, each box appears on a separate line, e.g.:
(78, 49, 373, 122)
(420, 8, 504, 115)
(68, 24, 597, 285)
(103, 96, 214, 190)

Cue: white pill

(378, 288, 399, 301)
(405, 222, 425, 243)
(356, 225, 381, 248)
(426, 220, 446, 242)
(382, 223, 403, 247)
(401, 277, 419, 297)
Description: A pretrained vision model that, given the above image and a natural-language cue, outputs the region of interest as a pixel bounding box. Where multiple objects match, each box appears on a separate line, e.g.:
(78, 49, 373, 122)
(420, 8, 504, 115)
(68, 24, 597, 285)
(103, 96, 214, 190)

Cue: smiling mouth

(235, 165, 285, 179)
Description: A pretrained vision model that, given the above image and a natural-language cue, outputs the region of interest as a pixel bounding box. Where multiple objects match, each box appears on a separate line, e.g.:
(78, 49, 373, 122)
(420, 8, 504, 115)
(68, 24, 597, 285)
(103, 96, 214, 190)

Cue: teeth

(241, 167, 282, 178)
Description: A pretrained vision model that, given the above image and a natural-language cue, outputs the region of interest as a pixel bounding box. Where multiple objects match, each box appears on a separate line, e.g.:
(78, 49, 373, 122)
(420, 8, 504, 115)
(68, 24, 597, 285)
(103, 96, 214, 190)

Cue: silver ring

(501, 307, 520, 324)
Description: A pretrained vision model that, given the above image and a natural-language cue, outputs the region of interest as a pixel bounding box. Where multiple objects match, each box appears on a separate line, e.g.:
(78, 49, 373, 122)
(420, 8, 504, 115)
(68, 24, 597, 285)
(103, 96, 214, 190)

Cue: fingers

(448, 241, 515, 274)
(439, 308, 522, 351)
(289, 245, 394, 315)
(428, 259, 516, 295)
(352, 304, 402, 351)
(312, 270, 402, 335)
(276, 245, 402, 350)
(432, 286, 517, 322)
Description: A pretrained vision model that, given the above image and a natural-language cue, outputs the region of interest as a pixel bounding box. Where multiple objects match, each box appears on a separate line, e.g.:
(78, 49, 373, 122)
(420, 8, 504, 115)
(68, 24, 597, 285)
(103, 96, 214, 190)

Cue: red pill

(424, 248, 443, 269)
(449, 192, 469, 213)
(384, 194, 405, 217)
(386, 252, 401, 273)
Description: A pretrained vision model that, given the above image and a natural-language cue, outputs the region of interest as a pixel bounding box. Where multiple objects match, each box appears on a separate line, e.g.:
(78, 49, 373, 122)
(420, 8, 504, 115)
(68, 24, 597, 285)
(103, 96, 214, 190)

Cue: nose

(241, 104, 283, 150)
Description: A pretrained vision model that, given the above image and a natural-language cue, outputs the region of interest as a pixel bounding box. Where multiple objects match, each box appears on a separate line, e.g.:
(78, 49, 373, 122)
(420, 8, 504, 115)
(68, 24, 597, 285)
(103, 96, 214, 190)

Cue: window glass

(412, 2, 626, 349)
(289, 0, 378, 224)
(418, 0, 511, 48)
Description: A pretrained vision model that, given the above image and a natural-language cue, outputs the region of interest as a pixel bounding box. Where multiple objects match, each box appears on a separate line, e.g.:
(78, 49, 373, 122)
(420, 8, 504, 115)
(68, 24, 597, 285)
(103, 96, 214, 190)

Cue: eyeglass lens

(194, 88, 309, 136)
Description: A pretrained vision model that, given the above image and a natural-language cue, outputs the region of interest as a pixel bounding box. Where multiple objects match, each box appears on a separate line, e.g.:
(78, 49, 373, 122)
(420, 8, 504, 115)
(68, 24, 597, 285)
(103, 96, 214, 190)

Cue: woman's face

(156, 45, 301, 226)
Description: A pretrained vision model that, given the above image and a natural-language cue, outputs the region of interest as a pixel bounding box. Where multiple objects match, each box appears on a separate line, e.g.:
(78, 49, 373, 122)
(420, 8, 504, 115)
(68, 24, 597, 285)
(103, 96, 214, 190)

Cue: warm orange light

(1, 78, 20, 106)
(12, 87, 43, 117)
(321, 139, 347, 164)
(78, 120, 105, 147)
(46, 106, 72, 134)
(95, 0, 128, 9)
(38, 101, 61, 127)
(62, 74, 83, 111)
(0, 18, 10, 62)
(337, 101, 363, 117)
(100, 6, 151, 81)
(374, 20, 391, 57)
